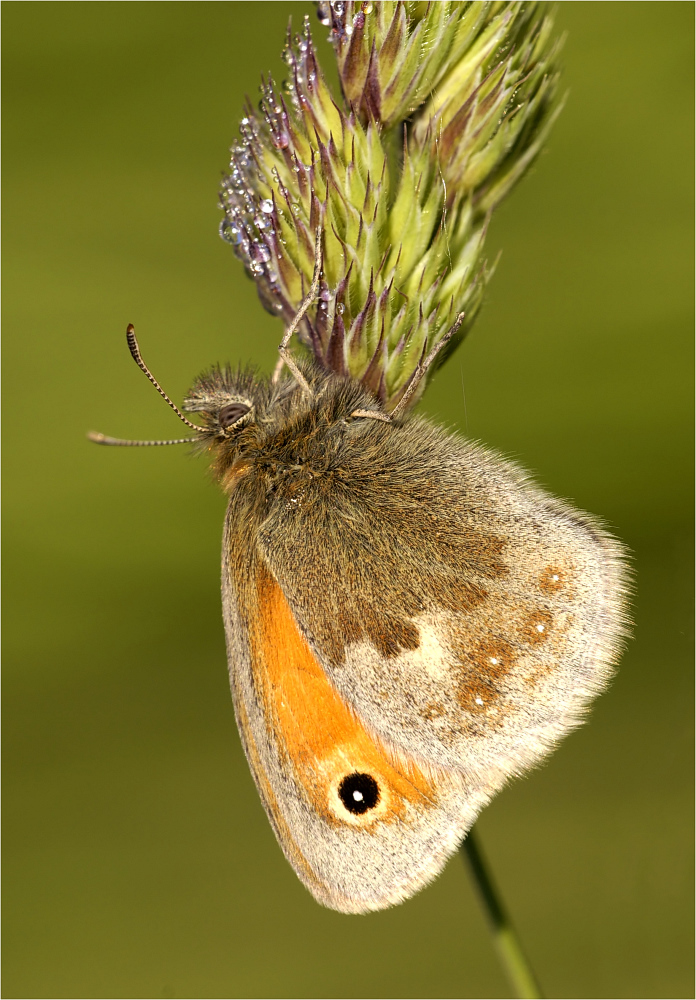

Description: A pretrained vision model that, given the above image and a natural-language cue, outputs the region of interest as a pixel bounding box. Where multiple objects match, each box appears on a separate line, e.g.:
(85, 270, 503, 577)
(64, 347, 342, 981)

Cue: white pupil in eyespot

(352, 790, 364, 802)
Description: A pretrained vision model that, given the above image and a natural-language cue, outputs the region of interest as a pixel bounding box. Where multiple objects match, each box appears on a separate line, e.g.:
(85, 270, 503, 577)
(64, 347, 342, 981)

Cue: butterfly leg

(348, 409, 392, 423)
(273, 226, 324, 393)
(390, 311, 466, 418)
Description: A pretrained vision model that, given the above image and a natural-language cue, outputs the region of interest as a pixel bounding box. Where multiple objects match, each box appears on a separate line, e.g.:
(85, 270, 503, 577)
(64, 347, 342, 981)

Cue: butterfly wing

(222, 413, 628, 913)
(222, 510, 493, 914)
(256, 415, 629, 788)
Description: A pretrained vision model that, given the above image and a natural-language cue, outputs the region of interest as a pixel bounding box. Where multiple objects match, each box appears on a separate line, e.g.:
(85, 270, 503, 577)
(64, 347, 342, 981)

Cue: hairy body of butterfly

(184, 363, 629, 914)
(86, 171, 624, 913)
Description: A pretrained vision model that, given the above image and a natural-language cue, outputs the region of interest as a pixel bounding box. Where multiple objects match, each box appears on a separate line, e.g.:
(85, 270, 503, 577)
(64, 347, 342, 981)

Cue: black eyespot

(338, 773, 380, 815)
(219, 402, 251, 429)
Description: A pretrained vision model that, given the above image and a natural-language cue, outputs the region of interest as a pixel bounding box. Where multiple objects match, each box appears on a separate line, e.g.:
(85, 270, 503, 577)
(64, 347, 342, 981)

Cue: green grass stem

(461, 827, 544, 999)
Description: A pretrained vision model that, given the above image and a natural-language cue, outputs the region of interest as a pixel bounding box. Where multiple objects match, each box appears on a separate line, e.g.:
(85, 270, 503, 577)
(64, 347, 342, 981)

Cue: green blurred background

(3, 3, 693, 998)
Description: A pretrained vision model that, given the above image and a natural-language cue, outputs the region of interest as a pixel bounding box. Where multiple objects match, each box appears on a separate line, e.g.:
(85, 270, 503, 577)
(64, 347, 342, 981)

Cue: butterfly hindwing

(219, 399, 627, 913)
(257, 416, 628, 782)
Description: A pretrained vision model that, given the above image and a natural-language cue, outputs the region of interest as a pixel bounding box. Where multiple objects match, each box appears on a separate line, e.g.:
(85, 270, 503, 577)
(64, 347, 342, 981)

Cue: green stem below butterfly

(461, 827, 544, 1000)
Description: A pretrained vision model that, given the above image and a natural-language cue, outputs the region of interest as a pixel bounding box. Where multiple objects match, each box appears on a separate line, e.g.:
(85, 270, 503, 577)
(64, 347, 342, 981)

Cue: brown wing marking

(450, 573, 576, 716)
(249, 562, 439, 830)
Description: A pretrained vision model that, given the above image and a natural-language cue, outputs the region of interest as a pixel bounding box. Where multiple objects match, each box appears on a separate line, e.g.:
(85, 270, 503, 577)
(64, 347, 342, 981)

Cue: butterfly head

(183, 365, 256, 429)
(184, 363, 394, 488)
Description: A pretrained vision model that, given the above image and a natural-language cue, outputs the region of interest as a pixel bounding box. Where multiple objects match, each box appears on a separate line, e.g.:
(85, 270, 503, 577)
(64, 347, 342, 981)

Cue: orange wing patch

(249, 564, 438, 829)
(232, 690, 318, 887)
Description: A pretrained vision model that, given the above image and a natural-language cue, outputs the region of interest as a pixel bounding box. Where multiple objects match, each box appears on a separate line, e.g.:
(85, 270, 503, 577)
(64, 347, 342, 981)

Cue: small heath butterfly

(91, 228, 629, 914)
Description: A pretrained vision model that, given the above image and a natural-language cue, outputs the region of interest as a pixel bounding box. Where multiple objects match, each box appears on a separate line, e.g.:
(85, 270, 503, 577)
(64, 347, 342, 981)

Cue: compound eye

(219, 402, 251, 429)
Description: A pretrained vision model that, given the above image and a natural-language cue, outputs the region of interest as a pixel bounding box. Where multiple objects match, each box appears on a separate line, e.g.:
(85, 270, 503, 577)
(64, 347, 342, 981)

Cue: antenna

(87, 432, 201, 447)
(125, 325, 204, 432)
(87, 324, 207, 447)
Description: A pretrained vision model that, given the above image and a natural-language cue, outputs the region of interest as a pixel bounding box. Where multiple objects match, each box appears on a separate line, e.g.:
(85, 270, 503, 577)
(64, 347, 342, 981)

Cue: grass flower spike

(220, 1, 563, 410)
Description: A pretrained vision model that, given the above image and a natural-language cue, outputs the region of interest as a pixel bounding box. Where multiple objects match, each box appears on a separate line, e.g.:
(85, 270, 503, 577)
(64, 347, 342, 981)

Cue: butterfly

(90, 229, 629, 913)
